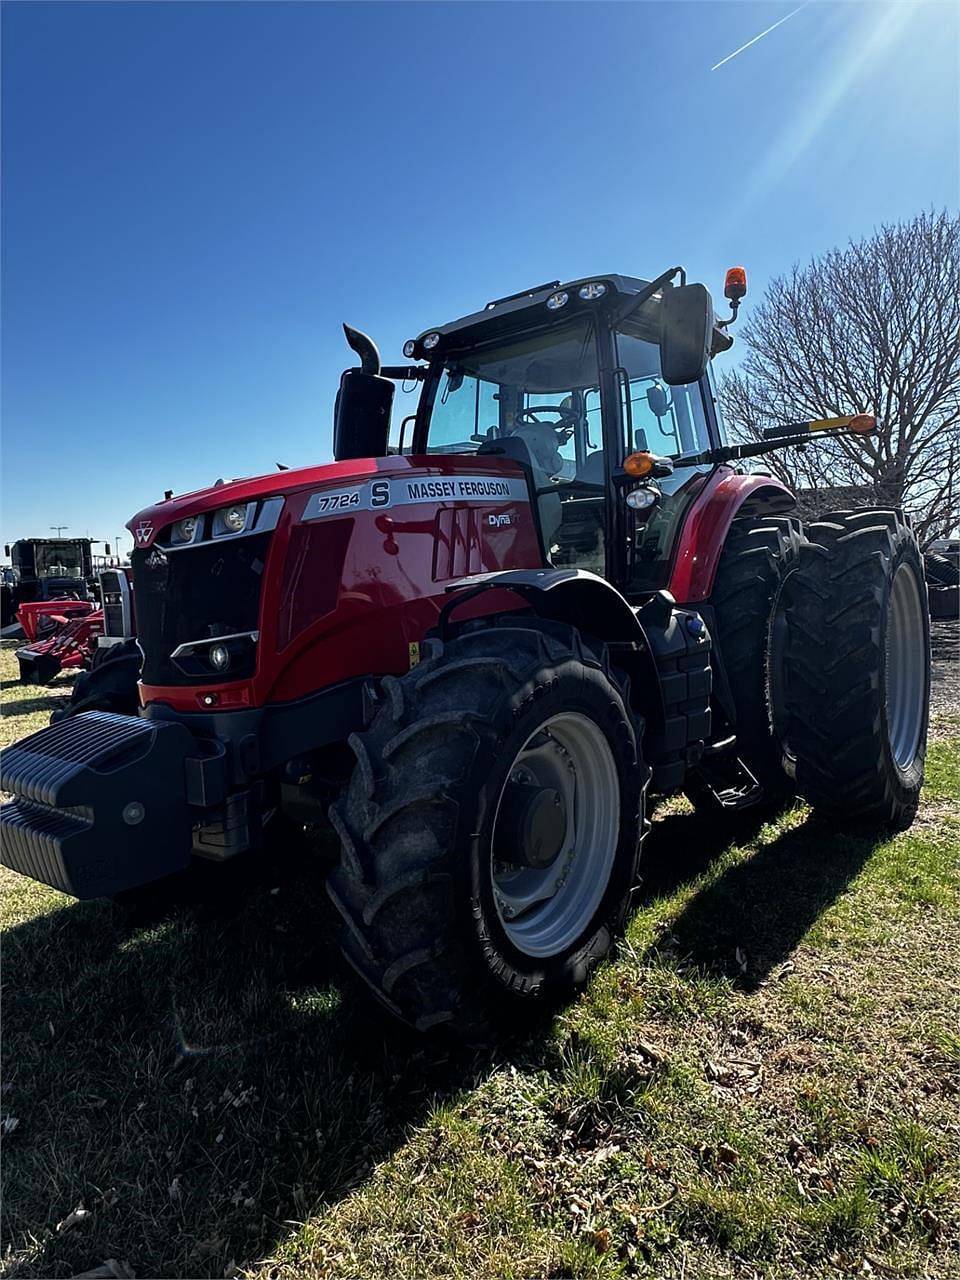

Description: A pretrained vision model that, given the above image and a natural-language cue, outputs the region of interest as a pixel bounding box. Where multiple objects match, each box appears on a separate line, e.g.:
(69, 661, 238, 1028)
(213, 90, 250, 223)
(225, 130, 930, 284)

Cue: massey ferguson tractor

(1, 267, 931, 1037)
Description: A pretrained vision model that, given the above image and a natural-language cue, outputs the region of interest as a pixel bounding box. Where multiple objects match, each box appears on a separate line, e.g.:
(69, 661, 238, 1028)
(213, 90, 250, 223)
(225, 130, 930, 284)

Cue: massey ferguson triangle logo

(134, 521, 153, 545)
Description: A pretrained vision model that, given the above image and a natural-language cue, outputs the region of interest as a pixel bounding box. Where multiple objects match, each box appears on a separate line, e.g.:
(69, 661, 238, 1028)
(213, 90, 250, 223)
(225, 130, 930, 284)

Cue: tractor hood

(125, 452, 526, 552)
(127, 457, 384, 551)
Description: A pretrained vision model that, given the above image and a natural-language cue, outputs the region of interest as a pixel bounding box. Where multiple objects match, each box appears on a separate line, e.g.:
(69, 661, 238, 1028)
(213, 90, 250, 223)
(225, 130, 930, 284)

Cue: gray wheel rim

(491, 711, 620, 959)
(885, 562, 926, 769)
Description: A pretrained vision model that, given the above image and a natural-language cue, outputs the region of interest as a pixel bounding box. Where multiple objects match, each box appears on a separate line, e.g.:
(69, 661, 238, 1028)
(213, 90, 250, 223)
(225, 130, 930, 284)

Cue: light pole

(50, 525, 68, 537)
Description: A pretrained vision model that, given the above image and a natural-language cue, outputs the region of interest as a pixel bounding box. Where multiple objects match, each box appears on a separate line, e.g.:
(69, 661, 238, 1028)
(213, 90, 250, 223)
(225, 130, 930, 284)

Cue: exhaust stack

(343, 324, 381, 376)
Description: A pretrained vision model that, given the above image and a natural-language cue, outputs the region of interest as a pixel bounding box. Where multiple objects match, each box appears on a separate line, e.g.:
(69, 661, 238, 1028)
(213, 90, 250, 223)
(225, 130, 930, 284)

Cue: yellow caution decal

(408, 641, 421, 669)
(809, 414, 876, 434)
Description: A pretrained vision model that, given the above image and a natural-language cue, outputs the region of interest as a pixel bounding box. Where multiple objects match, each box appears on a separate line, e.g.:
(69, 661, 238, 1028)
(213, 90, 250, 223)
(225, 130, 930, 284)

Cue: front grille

(99, 570, 132, 637)
(132, 534, 270, 685)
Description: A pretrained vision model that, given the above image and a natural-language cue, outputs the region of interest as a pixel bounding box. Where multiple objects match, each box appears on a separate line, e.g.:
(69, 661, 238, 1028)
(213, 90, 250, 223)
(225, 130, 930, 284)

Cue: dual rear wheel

(326, 510, 929, 1033)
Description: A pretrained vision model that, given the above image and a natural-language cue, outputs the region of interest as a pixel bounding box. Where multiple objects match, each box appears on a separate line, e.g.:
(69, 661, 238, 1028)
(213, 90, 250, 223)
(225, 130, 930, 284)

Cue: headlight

(626, 487, 659, 510)
(208, 643, 230, 672)
(546, 291, 569, 311)
(174, 516, 197, 543)
(219, 505, 247, 533)
(578, 282, 607, 300)
(422, 332, 441, 350)
(403, 339, 416, 358)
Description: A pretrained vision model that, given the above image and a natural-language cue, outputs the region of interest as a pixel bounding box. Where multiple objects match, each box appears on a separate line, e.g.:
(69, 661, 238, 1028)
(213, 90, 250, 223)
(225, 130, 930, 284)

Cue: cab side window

(616, 331, 711, 459)
(616, 328, 714, 596)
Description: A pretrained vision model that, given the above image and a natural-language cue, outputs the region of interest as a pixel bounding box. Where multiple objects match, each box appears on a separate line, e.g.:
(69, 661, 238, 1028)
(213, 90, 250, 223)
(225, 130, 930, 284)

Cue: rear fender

(668, 469, 795, 603)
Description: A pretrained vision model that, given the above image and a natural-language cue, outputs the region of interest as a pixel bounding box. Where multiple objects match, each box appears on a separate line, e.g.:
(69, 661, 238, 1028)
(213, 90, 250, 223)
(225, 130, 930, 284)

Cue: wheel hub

(494, 779, 566, 869)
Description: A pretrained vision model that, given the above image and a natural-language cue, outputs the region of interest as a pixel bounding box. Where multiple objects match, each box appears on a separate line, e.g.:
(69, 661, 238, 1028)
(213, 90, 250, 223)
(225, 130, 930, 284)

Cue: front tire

(777, 510, 930, 829)
(326, 618, 648, 1037)
(49, 638, 141, 723)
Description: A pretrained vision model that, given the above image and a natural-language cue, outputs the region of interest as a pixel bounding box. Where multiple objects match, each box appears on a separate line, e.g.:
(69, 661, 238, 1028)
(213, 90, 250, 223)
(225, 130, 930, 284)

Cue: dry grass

(1, 640, 958, 1280)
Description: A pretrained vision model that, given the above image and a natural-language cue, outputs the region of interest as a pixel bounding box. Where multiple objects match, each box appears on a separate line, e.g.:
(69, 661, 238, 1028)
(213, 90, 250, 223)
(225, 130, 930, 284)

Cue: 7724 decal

(303, 475, 528, 522)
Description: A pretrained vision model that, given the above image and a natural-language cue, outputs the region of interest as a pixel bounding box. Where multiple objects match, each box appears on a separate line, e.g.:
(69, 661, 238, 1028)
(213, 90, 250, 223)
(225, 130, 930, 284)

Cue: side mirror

(659, 283, 714, 386)
(646, 384, 670, 419)
(104, 543, 112, 556)
(3, 545, 9, 558)
(333, 369, 395, 462)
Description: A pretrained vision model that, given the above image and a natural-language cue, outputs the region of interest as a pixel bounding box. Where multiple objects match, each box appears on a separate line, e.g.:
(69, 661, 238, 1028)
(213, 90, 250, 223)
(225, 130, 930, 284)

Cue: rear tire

(924, 552, 960, 588)
(777, 510, 930, 830)
(687, 516, 804, 811)
(326, 618, 648, 1037)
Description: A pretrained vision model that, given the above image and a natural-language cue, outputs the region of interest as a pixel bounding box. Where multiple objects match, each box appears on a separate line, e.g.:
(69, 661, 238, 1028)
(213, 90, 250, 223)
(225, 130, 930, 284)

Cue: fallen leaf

(168, 1177, 181, 1202)
(194, 1236, 226, 1259)
(0, 1115, 20, 1136)
(70, 1262, 136, 1279)
(591, 1228, 611, 1253)
(634, 1037, 668, 1066)
(58, 1207, 93, 1232)
(735, 946, 748, 974)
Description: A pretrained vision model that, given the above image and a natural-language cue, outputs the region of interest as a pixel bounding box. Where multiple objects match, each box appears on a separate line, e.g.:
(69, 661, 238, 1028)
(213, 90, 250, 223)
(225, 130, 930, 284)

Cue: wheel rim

(885, 562, 926, 769)
(491, 711, 620, 959)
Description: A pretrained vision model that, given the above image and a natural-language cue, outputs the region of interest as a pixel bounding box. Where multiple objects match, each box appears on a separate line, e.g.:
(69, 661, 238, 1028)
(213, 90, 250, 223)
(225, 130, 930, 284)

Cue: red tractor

(1, 268, 931, 1036)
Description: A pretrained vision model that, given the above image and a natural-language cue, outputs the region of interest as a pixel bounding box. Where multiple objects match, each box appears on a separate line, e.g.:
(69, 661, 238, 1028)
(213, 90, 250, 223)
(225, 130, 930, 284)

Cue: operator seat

(476, 433, 536, 471)
(576, 450, 604, 486)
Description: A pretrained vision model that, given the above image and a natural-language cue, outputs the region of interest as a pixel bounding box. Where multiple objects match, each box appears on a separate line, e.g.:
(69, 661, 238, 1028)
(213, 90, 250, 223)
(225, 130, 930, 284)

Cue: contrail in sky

(710, 3, 809, 71)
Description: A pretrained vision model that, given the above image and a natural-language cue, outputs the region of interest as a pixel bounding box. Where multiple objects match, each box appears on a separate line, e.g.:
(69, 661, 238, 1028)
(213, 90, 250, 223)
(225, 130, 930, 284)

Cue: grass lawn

(1, 640, 958, 1279)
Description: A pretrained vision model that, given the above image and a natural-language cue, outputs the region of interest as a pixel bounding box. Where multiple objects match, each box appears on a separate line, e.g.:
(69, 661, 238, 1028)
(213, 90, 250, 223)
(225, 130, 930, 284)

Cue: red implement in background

(15, 609, 104, 685)
(17, 599, 96, 643)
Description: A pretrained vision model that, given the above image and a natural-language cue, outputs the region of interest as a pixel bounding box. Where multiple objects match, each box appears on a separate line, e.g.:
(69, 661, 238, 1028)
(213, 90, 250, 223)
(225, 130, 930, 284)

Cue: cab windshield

(36, 542, 83, 578)
(424, 318, 603, 485)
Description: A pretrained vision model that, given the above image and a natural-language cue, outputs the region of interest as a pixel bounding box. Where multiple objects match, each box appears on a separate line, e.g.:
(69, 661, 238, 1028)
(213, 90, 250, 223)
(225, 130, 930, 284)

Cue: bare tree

(720, 210, 960, 545)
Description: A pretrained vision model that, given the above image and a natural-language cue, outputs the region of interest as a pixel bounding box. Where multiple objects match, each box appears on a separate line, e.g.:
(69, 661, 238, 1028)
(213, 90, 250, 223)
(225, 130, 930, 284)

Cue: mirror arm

(380, 365, 429, 381)
(611, 266, 685, 327)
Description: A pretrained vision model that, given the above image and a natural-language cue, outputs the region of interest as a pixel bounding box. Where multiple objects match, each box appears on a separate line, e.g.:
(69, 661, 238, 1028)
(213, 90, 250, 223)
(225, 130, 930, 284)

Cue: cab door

(609, 326, 718, 597)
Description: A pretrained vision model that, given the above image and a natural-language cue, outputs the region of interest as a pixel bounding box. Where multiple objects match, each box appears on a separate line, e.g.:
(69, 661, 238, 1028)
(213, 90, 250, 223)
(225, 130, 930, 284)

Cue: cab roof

(409, 274, 653, 360)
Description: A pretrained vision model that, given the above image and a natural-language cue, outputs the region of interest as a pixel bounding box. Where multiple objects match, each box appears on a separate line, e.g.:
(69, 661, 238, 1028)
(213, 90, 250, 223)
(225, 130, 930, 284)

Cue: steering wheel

(515, 404, 580, 443)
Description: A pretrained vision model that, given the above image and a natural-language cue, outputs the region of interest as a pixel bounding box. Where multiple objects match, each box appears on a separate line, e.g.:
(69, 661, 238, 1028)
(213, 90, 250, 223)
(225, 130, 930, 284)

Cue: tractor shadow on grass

(638, 805, 884, 990)
(0, 837, 499, 1280)
(0, 671, 76, 720)
(1, 810, 883, 1278)
(0, 691, 69, 718)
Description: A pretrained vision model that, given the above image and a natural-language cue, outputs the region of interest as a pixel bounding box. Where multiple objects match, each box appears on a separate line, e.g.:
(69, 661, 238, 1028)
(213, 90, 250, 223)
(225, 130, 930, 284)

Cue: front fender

(440, 567, 672, 731)
(440, 567, 647, 645)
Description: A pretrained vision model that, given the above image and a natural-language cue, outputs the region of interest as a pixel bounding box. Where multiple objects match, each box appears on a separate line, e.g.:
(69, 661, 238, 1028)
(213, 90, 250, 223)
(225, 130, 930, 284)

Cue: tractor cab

(418, 277, 722, 594)
(338, 272, 725, 596)
(3, 537, 94, 606)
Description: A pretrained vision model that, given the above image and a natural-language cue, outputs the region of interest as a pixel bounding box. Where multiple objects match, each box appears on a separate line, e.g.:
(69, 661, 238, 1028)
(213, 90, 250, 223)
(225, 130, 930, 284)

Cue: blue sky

(2, 0, 957, 555)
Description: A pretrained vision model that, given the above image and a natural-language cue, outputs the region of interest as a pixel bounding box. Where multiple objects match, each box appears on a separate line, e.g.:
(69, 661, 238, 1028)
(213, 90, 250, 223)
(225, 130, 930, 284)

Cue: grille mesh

(132, 534, 270, 685)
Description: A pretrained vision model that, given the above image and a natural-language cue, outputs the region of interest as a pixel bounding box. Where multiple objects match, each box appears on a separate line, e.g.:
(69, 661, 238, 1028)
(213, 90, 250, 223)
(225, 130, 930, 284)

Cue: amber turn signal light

(848, 414, 876, 434)
(623, 451, 655, 477)
(724, 266, 747, 301)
